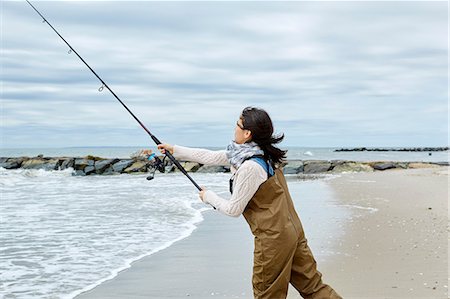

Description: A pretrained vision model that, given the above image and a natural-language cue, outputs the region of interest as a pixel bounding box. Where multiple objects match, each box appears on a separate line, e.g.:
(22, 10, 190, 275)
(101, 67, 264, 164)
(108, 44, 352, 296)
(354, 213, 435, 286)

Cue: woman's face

(234, 117, 252, 144)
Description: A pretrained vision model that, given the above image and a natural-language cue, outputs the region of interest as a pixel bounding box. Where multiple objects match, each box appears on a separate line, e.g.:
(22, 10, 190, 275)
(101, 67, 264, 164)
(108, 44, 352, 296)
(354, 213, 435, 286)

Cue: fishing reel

(146, 153, 167, 181)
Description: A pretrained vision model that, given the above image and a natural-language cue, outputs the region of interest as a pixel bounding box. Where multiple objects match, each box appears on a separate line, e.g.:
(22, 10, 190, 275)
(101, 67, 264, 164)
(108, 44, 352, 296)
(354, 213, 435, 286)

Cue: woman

(157, 107, 342, 299)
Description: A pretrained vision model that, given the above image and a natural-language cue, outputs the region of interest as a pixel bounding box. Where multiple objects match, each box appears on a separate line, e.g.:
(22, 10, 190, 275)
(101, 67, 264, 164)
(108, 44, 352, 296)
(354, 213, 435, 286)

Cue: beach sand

(320, 167, 448, 299)
(76, 167, 448, 299)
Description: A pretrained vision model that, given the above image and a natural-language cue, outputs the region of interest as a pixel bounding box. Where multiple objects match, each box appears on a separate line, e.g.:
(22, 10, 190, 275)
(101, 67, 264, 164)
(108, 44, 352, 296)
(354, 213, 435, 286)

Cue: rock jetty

(0, 155, 447, 176)
(335, 147, 449, 152)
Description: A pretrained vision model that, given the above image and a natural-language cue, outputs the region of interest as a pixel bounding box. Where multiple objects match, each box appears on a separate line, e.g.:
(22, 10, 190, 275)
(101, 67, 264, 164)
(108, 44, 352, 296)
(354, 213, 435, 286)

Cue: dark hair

(240, 106, 287, 166)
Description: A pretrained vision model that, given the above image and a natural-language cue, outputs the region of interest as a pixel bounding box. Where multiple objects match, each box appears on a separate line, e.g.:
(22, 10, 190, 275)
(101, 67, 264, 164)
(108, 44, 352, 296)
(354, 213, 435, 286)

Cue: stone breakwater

(1, 155, 448, 176)
(335, 147, 449, 152)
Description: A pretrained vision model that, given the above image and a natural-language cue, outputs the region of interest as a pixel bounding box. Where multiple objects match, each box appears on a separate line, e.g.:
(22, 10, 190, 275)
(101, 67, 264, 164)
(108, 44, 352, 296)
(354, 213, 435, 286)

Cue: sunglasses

(236, 121, 246, 130)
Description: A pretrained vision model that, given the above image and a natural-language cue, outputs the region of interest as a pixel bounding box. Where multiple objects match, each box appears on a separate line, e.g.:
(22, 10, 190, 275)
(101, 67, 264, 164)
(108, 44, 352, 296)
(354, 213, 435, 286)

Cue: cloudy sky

(1, 1, 448, 149)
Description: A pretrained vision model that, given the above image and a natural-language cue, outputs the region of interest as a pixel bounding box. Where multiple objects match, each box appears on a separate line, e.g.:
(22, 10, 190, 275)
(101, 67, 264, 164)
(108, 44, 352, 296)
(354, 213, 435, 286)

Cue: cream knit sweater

(173, 145, 269, 217)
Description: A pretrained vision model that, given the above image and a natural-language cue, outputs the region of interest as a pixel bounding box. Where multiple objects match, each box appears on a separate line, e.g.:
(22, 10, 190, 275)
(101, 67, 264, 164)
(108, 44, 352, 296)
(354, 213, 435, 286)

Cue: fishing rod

(25, 0, 202, 191)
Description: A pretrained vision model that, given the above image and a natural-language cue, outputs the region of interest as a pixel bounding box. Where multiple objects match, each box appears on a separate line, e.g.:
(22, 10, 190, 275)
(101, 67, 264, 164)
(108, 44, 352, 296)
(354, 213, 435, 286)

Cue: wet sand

(74, 209, 256, 299)
(75, 167, 448, 299)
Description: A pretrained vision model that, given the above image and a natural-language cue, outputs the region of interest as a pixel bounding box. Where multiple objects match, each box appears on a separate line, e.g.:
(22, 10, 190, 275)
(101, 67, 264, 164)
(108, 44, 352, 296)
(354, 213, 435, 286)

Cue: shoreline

(74, 210, 255, 299)
(66, 205, 207, 299)
(74, 174, 347, 299)
(74, 167, 448, 299)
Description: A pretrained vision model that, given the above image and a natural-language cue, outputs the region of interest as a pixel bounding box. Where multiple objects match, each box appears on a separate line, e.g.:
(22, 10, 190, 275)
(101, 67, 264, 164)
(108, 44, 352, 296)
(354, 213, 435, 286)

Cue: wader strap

(229, 156, 274, 194)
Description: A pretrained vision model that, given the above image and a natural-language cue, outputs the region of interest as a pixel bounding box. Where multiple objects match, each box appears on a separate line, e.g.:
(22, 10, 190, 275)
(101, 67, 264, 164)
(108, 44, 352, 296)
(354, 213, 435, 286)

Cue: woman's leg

(252, 239, 296, 299)
(290, 238, 343, 299)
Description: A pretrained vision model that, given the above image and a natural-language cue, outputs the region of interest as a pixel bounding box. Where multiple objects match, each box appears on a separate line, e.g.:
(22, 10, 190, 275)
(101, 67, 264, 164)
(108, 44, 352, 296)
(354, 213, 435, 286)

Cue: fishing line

(25, 0, 203, 192)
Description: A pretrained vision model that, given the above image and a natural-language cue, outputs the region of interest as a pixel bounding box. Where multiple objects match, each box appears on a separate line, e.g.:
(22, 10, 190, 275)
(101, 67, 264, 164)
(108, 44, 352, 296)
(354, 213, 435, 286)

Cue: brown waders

(242, 168, 343, 299)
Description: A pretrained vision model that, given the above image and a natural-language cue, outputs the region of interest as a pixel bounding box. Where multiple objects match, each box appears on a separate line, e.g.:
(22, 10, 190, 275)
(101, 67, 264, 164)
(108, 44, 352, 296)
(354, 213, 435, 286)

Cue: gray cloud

(1, 1, 447, 148)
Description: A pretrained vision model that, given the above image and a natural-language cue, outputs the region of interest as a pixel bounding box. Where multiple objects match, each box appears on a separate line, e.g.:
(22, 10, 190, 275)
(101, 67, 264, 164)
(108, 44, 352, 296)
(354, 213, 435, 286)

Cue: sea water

(0, 168, 223, 298)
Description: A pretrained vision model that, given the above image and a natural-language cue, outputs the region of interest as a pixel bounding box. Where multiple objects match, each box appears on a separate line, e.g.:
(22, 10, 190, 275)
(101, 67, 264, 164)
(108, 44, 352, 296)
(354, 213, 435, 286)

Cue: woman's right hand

(157, 143, 174, 155)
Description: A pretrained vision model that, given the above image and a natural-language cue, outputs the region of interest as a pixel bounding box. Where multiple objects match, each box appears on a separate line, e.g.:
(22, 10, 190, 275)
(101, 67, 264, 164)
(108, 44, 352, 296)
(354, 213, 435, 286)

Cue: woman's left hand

(199, 187, 207, 202)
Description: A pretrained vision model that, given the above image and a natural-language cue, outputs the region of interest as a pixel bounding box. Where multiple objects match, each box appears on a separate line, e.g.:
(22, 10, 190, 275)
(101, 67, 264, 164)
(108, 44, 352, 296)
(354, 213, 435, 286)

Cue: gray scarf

(226, 141, 264, 169)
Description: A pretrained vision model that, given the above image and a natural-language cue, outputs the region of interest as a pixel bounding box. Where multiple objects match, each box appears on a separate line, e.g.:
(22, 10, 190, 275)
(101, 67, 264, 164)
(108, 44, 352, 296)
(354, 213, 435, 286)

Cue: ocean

(1, 169, 214, 298)
(0, 146, 447, 298)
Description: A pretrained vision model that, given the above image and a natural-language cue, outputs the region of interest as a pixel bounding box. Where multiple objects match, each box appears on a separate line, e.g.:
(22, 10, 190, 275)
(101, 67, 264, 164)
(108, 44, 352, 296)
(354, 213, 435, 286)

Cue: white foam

(1, 171, 229, 298)
(339, 204, 379, 213)
(66, 201, 205, 299)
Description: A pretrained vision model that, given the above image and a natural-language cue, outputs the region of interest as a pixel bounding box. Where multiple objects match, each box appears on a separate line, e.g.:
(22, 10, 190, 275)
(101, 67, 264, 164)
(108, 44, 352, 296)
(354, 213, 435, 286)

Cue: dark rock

(335, 147, 367, 152)
(22, 158, 58, 171)
(84, 166, 96, 175)
(112, 160, 134, 173)
(1, 157, 25, 169)
(60, 158, 75, 170)
(84, 155, 104, 161)
(74, 158, 94, 170)
(332, 161, 373, 173)
(21, 158, 45, 169)
(283, 161, 304, 174)
(372, 162, 396, 171)
(330, 160, 346, 166)
(303, 160, 332, 174)
(197, 165, 229, 173)
(124, 161, 148, 173)
(175, 162, 201, 172)
(95, 159, 119, 174)
(335, 147, 449, 152)
(43, 159, 59, 171)
(1, 161, 20, 169)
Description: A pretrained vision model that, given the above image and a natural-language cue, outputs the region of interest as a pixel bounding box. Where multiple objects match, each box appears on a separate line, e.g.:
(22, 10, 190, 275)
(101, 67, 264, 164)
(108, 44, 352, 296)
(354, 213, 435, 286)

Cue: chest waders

(232, 157, 343, 299)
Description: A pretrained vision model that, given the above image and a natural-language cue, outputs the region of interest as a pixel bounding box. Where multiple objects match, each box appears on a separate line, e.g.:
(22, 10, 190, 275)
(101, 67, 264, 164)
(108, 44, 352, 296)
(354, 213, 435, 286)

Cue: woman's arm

(172, 145, 230, 166)
(202, 161, 267, 217)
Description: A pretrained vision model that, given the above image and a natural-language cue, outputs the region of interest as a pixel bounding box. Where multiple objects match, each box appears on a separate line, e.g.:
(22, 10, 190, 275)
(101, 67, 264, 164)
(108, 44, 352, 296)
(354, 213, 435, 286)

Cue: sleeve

(202, 161, 267, 217)
(173, 145, 230, 166)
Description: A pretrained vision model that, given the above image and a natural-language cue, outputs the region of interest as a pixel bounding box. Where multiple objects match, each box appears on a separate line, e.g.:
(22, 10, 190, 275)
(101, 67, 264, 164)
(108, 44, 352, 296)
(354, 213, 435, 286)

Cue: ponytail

(241, 107, 287, 166)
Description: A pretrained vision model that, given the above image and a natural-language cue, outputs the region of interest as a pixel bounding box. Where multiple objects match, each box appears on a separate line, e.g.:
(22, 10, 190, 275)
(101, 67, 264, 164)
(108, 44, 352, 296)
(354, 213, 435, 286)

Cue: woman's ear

(244, 130, 252, 142)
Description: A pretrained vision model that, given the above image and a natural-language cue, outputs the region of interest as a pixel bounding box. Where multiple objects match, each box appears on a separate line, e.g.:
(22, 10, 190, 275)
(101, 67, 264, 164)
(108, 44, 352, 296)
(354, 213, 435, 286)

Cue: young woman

(157, 107, 342, 299)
